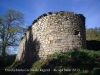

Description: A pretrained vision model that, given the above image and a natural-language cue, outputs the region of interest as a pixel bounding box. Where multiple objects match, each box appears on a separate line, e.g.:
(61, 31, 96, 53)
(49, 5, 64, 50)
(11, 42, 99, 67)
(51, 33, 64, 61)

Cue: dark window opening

(75, 30, 79, 35)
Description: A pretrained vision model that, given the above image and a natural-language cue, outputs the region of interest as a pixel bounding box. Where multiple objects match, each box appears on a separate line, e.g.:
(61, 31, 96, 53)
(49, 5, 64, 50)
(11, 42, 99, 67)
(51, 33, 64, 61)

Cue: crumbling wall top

(32, 11, 76, 25)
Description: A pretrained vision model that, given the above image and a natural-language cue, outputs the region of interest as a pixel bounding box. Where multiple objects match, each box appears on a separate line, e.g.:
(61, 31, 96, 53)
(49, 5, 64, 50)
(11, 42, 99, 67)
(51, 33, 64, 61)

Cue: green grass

(1, 49, 100, 75)
(29, 49, 100, 75)
(0, 55, 16, 69)
(28, 59, 49, 75)
(8, 60, 22, 69)
(0, 55, 16, 75)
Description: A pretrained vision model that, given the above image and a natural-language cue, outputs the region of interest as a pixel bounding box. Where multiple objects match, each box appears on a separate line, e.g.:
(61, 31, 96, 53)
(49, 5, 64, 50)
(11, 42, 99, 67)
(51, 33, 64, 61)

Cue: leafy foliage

(86, 27, 100, 41)
(0, 9, 27, 56)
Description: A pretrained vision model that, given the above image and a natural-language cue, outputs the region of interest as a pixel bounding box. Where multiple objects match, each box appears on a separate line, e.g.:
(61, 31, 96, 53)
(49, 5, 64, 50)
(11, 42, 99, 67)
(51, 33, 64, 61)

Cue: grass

(29, 49, 100, 75)
(28, 59, 49, 75)
(1, 49, 100, 75)
(8, 60, 22, 69)
(0, 55, 16, 75)
(0, 55, 16, 69)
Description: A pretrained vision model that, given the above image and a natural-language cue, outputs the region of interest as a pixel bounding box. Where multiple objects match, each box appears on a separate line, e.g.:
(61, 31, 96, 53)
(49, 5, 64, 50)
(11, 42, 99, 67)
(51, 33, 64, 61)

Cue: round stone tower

(16, 11, 86, 62)
(32, 11, 86, 59)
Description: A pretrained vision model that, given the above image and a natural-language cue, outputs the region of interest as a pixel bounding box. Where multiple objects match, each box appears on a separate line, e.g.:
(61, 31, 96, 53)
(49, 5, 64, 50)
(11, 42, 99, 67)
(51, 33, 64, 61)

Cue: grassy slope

(1, 50, 100, 75)
(29, 49, 100, 75)
(0, 55, 16, 75)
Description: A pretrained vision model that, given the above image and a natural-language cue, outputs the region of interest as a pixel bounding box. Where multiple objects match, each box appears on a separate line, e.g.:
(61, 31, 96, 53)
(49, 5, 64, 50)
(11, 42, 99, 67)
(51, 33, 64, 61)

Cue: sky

(0, 0, 100, 28)
(0, 0, 100, 54)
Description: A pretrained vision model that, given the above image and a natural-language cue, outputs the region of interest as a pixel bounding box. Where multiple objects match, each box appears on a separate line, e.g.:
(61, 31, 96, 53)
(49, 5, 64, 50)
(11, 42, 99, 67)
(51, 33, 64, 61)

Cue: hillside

(3, 49, 100, 75)
(28, 49, 100, 75)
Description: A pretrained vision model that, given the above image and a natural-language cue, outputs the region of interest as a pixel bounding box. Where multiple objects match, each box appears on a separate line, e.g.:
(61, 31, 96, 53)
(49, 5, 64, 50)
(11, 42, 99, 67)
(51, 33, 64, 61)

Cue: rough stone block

(16, 11, 86, 61)
(49, 36, 54, 40)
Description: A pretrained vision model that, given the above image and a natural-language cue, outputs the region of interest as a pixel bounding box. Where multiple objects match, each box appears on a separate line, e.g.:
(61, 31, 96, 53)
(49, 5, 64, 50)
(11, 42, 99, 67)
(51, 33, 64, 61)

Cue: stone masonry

(15, 11, 86, 62)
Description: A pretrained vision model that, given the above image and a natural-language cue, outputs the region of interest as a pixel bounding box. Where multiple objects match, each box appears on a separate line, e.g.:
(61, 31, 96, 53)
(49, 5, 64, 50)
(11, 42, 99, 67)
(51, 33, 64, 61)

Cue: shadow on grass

(31, 50, 100, 75)
(2, 28, 41, 75)
(0, 55, 16, 75)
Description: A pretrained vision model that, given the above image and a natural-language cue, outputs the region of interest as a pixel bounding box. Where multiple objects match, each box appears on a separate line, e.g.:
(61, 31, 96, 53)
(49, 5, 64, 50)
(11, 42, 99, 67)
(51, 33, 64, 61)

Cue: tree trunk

(1, 37, 6, 57)
(2, 45, 6, 57)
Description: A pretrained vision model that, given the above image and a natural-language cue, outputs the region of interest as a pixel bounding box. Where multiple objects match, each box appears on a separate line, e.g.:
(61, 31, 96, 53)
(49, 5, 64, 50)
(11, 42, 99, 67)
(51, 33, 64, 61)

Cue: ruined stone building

(15, 11, 86, 62)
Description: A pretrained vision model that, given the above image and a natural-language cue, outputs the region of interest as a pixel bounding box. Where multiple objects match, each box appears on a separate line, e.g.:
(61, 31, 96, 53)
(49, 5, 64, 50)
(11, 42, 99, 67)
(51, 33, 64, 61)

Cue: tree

(0, 9, 26, 56)
(86, 27, 100, 41)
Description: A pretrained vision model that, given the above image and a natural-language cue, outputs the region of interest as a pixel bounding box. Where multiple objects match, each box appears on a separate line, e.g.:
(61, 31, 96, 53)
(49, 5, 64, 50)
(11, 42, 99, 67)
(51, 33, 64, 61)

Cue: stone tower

(15, 11, 86, 62)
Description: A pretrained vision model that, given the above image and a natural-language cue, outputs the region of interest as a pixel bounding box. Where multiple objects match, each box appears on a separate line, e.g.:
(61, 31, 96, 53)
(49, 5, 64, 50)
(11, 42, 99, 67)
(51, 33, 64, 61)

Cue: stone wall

(15, 11, 86, 61)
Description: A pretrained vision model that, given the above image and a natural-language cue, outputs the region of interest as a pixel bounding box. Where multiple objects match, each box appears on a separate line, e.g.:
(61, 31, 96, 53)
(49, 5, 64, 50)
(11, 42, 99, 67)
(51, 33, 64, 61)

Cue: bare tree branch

(0, 9, 26, 56)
